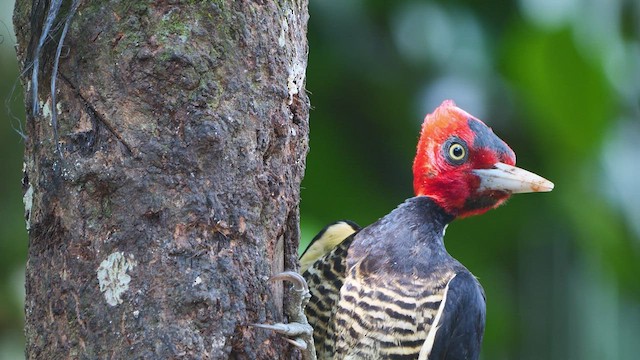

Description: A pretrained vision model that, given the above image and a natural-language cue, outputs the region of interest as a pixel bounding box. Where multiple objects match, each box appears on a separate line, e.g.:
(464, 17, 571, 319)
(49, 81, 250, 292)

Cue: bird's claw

(251, 322, 313, 349)
(252, 271, 316, 359)
(268, 271, 309, 293)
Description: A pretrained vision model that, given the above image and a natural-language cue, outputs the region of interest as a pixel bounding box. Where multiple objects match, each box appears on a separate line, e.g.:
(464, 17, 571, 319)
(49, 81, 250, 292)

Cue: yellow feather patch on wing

(299, 221, 359, 274)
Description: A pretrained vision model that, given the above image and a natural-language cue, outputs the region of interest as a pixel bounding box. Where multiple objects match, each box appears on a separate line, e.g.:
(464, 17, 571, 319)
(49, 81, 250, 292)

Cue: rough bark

(14, 0, 309, 358)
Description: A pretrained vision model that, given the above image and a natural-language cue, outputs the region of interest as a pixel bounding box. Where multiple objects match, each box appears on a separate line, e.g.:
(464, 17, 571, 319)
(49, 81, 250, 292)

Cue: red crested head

(413, 100, 553, 218)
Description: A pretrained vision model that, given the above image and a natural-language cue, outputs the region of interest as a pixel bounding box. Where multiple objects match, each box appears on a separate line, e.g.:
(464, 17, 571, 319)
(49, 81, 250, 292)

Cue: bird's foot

(252, 271, 316, 360)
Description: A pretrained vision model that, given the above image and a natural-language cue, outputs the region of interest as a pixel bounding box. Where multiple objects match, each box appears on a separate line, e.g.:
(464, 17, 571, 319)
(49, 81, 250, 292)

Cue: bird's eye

(449, 143, 465, 160)
(443, 137, 469, 165)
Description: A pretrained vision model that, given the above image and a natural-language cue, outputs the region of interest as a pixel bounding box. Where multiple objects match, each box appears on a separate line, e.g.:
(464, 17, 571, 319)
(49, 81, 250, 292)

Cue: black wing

(426, 271, 486, 360)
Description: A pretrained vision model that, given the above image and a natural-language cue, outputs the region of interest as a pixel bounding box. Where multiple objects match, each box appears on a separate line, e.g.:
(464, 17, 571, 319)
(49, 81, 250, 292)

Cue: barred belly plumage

(332, 265, 454, 359)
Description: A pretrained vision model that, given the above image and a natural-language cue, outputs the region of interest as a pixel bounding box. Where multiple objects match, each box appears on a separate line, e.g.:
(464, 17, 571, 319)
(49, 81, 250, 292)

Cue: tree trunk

(14, 0, 309, 358)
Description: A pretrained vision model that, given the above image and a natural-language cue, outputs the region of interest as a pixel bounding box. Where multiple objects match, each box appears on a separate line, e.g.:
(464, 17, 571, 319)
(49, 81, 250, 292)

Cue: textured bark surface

(14, 0, 309, 358)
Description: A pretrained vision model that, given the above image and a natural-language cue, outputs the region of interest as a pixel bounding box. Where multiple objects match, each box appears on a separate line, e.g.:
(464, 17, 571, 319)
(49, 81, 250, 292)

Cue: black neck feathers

(348, 196, 456, 276)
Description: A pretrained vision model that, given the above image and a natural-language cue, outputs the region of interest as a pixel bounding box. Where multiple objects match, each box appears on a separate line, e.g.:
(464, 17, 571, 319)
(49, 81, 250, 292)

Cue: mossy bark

(14, 0, 309, 358)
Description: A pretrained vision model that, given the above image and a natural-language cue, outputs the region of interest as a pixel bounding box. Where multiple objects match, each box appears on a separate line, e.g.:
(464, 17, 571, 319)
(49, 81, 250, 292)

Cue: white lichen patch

(278, 12, 289, 47)
(211, 335, 227, 354)
(287, 59, 306, 104)
(280, 6, 307, 105)
(23, 184, 33, 231)
(41, 98, 52, 125)
(96, 252, 137, 306)
(193, 275, 202, 287)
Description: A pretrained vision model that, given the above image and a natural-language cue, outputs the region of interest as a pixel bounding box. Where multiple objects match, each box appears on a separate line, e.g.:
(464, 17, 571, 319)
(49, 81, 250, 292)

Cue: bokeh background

(1, 0, 639, 359)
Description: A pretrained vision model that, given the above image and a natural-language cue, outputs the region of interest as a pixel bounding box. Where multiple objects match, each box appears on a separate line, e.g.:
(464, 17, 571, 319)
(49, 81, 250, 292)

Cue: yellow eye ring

(448, 143, 466, 161)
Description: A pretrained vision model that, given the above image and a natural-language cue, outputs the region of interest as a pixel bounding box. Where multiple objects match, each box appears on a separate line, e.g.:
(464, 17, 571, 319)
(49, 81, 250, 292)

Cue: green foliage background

(1, 1, 639, 359)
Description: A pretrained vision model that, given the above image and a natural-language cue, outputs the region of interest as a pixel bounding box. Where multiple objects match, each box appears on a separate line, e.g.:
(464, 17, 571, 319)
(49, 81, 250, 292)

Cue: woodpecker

(257, 100, 553, 360)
